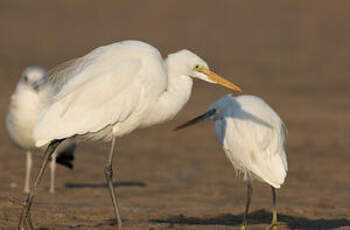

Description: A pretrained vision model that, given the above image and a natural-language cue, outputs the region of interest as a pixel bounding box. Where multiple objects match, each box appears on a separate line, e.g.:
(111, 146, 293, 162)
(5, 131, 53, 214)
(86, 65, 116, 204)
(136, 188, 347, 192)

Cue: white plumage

(6, 67, 76, 194)
(19, 40, 242, 230)
(176, 94, 287, 230)
(211, 95, 287, 188)
(7, 67, 54, 149)
(34, 43, 193, 145)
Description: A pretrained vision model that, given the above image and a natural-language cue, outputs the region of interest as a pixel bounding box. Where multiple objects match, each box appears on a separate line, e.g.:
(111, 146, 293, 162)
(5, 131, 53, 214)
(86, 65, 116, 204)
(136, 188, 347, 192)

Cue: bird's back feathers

(34, 41, 167, 146)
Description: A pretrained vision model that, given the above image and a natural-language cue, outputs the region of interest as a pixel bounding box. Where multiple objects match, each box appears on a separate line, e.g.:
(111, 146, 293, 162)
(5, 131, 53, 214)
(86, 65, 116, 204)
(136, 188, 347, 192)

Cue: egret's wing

(232, 95, 286, 158)
(219, 96, 287, 188)
(34, 59, 143, 146)
(48, 58, 80, 91)
(221, 117, 287, 188)
(48, 44, 110, 91)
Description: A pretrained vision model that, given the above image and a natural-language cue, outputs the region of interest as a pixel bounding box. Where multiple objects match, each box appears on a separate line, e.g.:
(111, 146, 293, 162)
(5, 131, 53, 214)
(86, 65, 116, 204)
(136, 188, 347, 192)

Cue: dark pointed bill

(31, 77, 48, 91)
(174, 109, 216, 131)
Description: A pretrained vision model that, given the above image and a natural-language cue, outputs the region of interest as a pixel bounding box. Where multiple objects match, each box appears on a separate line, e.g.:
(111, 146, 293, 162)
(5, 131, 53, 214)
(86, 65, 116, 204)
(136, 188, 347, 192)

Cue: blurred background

(0, 1, 349, 229)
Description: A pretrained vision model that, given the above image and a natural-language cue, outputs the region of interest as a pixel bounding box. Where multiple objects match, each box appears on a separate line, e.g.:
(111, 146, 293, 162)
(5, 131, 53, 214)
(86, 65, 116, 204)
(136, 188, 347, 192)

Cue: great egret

(6, 67, 76, 194)
(18, 40, 242, 230)
(176, 94, 287, 230)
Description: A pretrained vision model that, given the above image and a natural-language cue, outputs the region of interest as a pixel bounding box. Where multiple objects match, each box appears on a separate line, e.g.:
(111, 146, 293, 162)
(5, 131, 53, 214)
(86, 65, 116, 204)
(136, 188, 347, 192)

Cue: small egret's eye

(209, 108, 216, 115)
(23, 75, 28, 82)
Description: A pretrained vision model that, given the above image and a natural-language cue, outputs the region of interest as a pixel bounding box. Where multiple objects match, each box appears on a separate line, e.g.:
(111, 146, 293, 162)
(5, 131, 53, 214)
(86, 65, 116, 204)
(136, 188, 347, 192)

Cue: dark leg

(104, 136, 123, 229)
(25, 212, 34, 230)
(268, 187, 278, 230)
(241, 182, 253, 230)
(18, 139, 63, 230)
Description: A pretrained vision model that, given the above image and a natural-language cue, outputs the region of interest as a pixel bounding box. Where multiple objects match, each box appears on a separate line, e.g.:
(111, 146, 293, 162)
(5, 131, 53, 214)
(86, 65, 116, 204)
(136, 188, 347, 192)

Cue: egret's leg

(268, 187, 278, 230)
(104, 136, 123, 230)
(25, 212, 34, 230)
(241, 182, 253, 230)
(18, 139, 63, 230)
(49, 152, 56, 193)
(24, 151, 32, 194)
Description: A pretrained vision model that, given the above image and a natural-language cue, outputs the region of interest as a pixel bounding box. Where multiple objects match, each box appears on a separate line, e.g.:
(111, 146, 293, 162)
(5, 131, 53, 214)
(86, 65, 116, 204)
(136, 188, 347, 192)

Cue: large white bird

(18, 40, 242, 230)
(176, 94, 287, 230)
(6, 67, 76, 194)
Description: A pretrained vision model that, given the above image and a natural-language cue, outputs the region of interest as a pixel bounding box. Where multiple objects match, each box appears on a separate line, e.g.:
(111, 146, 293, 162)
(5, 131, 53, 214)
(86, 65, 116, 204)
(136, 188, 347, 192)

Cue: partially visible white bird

(18, 40, 242, 230)
(6, 67, 76, 194)
(176, 94, 287, 230)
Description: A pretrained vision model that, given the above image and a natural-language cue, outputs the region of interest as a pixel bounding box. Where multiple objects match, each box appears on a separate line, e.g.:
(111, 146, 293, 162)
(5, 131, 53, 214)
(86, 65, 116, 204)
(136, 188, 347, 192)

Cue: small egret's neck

(142, 73, 193, 127)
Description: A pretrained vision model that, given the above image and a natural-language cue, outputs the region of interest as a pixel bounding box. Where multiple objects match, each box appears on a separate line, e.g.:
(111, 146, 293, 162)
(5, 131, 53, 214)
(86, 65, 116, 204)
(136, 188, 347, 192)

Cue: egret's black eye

(23, 75, 28, 82)
(195, 64, 200, 70)
(209, 108, 216, 115)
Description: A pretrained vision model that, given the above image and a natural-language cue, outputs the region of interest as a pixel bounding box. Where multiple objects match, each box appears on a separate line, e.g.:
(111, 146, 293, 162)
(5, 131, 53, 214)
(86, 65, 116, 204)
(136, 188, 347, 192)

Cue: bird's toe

(267, 223, 278, 230)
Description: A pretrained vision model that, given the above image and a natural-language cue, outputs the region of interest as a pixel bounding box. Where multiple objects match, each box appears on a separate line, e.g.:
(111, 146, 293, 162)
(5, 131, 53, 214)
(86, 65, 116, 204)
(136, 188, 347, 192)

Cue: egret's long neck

(143, 73, 193, 127)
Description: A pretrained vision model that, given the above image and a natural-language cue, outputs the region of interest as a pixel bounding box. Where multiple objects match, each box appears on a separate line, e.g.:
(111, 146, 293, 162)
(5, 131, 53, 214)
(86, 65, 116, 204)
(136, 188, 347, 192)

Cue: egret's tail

(257, 151, 288, 189)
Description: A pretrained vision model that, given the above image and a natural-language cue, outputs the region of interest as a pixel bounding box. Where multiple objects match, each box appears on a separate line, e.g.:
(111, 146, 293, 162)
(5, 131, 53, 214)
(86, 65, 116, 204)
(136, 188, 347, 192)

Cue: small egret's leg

(49, 152, 56, 193)
(24, 151, 32, 194)
(18, 139, 63, 230)
(268, 187, 278, 230)
(104, 136, 123, 230)
(25, 212, 34, 230)
(241, 182, 253, 230)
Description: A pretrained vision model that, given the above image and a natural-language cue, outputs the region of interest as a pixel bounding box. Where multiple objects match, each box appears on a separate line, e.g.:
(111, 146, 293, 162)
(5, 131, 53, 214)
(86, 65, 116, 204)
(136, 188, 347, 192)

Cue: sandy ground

(0, 1, 349, 229)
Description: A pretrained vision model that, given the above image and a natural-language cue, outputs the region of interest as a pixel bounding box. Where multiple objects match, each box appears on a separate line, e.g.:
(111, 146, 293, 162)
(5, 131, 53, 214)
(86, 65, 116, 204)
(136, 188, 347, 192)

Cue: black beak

(31, 78, 48, 91)
(174, 109, 216, 131)
(31, 82, 40, 91)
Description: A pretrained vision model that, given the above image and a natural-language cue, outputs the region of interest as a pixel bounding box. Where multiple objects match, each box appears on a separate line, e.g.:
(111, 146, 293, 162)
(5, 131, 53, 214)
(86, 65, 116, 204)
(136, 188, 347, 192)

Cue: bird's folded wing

(48, 58, 80, 91)
(224, 118, 287, 187)
(34, 60, 143, 146)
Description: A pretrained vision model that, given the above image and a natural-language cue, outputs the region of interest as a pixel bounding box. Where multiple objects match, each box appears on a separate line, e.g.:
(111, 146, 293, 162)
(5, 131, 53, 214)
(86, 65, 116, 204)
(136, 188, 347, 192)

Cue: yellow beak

(198, 66, 242, 93)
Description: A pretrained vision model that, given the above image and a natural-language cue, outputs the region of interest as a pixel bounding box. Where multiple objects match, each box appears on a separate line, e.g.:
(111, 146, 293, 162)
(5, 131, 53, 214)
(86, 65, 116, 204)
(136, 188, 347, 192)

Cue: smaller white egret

(6, 67, 76, 194)
(176, 94, 287, 230)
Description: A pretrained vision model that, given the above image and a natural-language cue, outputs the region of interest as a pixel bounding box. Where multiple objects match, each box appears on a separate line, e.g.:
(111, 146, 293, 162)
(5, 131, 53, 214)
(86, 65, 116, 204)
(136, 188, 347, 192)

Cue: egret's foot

(269, 209, 278, 230)
(267, 223, 278, 230)
(241, 224, 247, 230)
(117, 222, 123, 230)
(26, 213, 34, 230)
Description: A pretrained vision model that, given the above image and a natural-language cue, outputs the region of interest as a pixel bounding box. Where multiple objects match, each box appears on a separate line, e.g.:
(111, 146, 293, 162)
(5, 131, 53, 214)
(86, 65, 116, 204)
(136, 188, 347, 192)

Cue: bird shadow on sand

(150, 209, 350, 230)
(64, 181, 146, 188)
(36, 218, 123, 230)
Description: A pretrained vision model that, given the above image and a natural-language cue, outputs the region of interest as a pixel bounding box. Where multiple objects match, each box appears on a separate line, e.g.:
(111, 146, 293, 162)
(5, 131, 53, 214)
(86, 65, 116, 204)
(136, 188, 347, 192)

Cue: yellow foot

(267, 223, 278, 230)
(241, 224, 247, 230)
